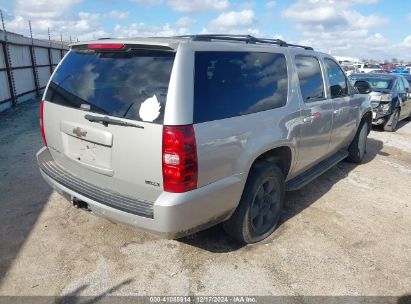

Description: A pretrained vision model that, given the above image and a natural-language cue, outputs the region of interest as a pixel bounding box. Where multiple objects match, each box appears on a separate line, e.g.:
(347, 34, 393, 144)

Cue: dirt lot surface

(0, 100, 410, 298)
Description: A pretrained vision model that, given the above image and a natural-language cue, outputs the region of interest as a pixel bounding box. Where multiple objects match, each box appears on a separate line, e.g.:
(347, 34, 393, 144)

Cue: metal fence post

(29, 20, 40, 97)
(60, 32, 64, 59)
(47, 28, 53, 74)
(1, 10, 16, 106)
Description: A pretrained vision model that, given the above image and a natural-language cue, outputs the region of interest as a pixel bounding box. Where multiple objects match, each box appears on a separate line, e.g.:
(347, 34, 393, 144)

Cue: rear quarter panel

(193, 48, 302, 188)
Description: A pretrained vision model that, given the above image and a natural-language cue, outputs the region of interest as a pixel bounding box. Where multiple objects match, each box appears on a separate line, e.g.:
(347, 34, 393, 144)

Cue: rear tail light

(87, 43, 125, 50)
(39, 100, 47, 147)
(162, 125, 198, 193)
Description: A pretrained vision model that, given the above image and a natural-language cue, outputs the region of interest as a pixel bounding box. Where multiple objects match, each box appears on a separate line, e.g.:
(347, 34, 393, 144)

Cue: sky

(1, 0, 411, 61)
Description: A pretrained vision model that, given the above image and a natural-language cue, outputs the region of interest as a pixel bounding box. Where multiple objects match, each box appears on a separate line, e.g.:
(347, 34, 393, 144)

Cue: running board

(286, 150, 348, 191)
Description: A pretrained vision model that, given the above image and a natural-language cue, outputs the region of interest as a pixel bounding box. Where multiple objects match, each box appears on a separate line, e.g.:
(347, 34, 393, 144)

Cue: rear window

(349, 77, 393, 90)
(45, 49, 175, 124)
(194, 51, 288, 123)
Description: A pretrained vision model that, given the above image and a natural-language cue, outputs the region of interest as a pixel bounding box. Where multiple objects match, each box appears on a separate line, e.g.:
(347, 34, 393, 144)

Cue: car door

(323, 57, 357, 153)
(404, 77, 411, 117)
(293, 55, 333, 175)
(399, 77, 411, 119)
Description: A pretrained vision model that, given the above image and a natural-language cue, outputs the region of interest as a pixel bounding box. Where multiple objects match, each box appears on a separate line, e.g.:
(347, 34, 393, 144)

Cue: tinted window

(324, 58, 348, 98)
(194, 52, 288, 123)
(295, 56, 325, 103)
(45, 49, 175, 124)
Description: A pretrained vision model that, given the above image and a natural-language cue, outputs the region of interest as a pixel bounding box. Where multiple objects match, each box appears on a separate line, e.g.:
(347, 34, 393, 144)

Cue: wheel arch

(249, 145, 293, 180)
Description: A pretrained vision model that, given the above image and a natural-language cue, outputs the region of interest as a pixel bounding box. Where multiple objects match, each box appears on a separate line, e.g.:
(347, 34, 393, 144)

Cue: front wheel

(223, 162, 284, 244)
(383, 108, 400, 132)
(347, 121, 368, 163)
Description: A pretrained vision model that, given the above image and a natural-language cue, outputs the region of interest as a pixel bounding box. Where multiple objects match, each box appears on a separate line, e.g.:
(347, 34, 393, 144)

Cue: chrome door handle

(333, 109, 342, 115)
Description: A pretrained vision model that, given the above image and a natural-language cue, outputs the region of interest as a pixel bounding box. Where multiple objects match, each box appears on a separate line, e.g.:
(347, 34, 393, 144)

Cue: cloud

(273, 34, 285, 40)
(128, 0, 164, 7)
(343, 10, 389, 29)
(400, 35, 411, 48)
(106, 10, 130, 20)
(265, 1, 277, 9)
(113, 23, 189, 37)
(175, 17, 197, 27)
(281, 0, 395, 60)
(167, 0, 230, 12)
(6, 10, 107, 41)
(14, 0, 82, 19)
(5, 0, 108, 41)
(282, 0, 388, 30)
(129, 0, 230, 12)
(206, 10, 256, 32)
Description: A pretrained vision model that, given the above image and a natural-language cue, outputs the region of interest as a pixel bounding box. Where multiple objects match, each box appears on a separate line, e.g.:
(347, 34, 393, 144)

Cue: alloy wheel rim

(250, 178, 281, 235)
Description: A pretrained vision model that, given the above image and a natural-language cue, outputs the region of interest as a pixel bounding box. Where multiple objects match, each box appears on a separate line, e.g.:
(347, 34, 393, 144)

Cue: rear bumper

(37, 147, 244, 238)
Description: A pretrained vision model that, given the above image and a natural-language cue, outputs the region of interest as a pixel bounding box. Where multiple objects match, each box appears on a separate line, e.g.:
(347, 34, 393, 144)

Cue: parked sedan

(349, 73, 411, 131)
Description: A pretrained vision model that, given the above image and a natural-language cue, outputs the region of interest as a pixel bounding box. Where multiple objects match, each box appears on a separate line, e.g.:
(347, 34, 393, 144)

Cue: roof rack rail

(174, 34, 313, 50)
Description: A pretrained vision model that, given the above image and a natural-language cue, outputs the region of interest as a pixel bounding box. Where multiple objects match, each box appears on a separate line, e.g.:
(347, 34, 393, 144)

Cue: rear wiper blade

(84, 114, 144, 129)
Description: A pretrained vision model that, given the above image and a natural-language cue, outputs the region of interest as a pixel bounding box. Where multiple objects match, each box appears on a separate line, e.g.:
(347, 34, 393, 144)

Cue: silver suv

(37, 35, 372, 243)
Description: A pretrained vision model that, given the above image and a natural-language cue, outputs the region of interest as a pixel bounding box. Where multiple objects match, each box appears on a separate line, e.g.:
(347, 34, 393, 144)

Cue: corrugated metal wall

(0, 71, 10, 101)
(9, 44, 32, 67)
(0, 45, 6, 68)
(37, 67, 51, 88)
(34, 47, 49, 65)
(0, 43, 8, 102)
(0, 32, 68, 111)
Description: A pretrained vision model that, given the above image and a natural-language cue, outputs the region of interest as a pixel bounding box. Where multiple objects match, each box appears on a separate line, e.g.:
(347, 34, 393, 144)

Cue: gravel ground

(0, 100, 410, 298)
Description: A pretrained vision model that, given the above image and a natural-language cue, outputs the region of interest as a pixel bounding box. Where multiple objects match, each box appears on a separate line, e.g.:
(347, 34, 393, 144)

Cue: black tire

(223, 162, 284, 244)
(347, 121, 368, 163)
(383, 107, 400, 132)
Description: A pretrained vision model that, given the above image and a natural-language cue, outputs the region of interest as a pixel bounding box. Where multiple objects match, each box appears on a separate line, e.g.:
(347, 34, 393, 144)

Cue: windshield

(349, 77, 393, 90)
(45, 49, 175, 124)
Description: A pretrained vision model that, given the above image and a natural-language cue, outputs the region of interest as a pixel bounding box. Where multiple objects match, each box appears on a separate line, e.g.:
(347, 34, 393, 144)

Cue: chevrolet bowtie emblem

(73, 127, 87, 138)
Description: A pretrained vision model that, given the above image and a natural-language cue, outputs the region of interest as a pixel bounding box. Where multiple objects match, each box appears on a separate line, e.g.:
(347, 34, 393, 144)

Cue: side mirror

(330, 84, 343, 97)
(354, 80, 372, 94)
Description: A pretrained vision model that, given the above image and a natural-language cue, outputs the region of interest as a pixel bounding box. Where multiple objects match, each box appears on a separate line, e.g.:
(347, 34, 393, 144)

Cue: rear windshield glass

(349, 77, 393, 90)
(45, 49, 175, 124)
(194, 51, 288, 123)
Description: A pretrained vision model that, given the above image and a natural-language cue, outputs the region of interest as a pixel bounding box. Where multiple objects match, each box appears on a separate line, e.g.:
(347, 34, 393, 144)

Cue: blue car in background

(392, 69, 409, 74)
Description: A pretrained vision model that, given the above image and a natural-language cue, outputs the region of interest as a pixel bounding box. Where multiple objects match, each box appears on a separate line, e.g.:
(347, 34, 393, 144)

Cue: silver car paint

(38, 38, 372, 237)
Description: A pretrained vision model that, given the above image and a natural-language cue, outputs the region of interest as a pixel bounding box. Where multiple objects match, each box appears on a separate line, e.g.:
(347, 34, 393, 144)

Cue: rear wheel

(347, 121, 368, 163)
(383, 108, 400, 132)
(223, 162, 284, 244)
